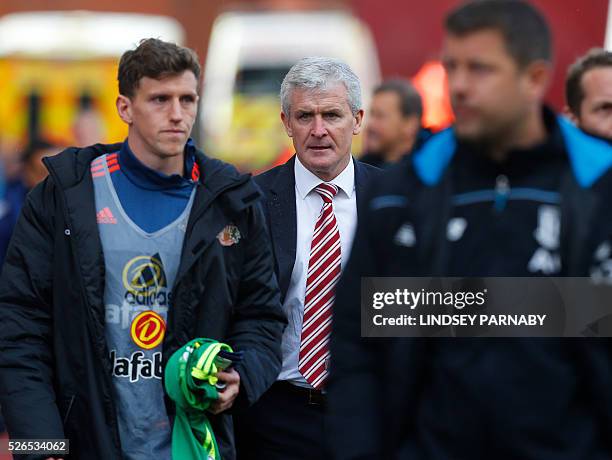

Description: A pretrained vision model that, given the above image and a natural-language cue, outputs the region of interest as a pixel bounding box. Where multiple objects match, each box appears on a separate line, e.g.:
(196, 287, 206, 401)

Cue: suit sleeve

(0, 179, 65, 444)
(227, 201, 287, 408)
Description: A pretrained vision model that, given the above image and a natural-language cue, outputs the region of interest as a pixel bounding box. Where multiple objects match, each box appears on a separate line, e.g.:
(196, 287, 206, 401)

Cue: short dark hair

(445, 0, 552, 68)
(117, 38, 201, 98)
(374, 79, 423, 120)
(566, 48, 612, 115)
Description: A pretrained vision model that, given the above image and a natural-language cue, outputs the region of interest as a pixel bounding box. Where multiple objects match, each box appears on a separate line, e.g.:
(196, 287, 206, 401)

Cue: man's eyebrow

(148, 90, 197, 98)
(594, 100, 612, 108)
(148, 91, 169, 98)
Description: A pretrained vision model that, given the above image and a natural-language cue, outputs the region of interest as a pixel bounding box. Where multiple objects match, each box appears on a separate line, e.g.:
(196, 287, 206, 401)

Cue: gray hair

(280, 56, 362, 116)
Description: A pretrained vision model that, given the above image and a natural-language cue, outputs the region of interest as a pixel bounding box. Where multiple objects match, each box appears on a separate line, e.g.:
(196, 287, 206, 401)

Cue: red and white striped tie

(298, 182, 341, 389)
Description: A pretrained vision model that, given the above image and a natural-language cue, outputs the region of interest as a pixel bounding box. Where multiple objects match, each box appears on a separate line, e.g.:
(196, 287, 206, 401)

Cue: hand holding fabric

(208, 368, 240, 414)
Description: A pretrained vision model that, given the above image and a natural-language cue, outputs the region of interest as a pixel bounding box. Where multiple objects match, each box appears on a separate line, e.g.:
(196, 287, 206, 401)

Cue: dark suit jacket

(254, 155, 380, 302)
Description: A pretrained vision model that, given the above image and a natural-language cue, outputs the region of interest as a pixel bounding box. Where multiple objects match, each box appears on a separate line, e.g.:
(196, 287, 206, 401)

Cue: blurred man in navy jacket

(329, 1, 612, 459)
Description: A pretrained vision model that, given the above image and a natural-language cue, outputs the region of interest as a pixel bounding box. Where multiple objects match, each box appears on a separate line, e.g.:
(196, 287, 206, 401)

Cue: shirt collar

(119, 139, 197, 190)
(294, 155, 355, 200)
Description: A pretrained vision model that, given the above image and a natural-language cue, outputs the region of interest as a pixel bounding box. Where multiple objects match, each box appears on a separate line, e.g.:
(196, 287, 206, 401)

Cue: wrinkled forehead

(289, 83, 351, 110)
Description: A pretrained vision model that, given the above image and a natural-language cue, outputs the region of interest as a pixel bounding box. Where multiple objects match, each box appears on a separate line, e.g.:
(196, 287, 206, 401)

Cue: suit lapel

(354, 159, 370, 218)
(268, 157, 297, 300)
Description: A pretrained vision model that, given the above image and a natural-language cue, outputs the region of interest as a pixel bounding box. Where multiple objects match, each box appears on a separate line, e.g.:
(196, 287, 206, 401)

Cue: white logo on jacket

(447, 218, 467, 242)
(528, 205, 561, 274)
(590, 241, 612, 283)
(394, 223, 416, 247)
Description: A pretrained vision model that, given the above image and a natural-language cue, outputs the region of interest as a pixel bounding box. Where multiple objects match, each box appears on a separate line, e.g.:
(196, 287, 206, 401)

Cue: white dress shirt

(278, 155, 358, 387)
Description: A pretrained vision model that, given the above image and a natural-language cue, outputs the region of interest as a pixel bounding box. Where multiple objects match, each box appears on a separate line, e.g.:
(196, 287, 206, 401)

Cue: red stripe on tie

(298, 182, 340, 390)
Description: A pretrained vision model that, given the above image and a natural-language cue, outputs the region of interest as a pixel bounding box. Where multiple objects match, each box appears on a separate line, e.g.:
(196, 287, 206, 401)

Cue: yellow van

(0, 11, 184, 148)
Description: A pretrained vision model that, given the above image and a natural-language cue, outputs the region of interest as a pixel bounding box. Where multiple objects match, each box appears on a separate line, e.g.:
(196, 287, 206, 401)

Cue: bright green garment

(165, 338, 233, 460)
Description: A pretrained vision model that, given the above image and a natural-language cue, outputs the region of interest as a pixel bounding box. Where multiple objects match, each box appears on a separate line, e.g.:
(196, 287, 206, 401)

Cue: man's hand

(208, 368, 240, 414)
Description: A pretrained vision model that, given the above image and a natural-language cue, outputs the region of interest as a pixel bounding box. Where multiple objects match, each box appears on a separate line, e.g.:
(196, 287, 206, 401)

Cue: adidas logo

(97, 207, 117, 224)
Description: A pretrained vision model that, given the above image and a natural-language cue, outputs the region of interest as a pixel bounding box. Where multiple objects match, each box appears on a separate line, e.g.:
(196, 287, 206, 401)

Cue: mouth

(308, 145, 332, 151)
(161, 129, 186, 135)
(453, 106, 479, 120)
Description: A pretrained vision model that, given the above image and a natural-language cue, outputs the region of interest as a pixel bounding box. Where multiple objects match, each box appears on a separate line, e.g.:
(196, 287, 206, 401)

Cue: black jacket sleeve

(0, 179, 65, 442)
(228, 202, 287, 408)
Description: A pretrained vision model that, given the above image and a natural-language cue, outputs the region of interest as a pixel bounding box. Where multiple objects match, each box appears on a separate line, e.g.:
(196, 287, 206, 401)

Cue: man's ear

(281, 111, 293, 137)
(353, 109, 365, 135)
(401, 115, 421, 140)
(116, 95, 133, 125)
(524, 60, 553, 102)
(563, 105, 580, 126)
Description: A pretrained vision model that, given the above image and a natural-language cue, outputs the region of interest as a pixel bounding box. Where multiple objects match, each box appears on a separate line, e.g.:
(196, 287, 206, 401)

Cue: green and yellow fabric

(165, 338, 234, 460)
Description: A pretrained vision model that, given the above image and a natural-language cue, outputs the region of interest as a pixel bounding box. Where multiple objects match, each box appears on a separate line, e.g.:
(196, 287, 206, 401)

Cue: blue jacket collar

(412, 114, 612, 188)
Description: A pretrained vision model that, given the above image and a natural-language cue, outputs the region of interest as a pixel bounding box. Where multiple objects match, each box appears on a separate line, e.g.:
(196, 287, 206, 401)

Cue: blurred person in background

(565, 48, 612, 141)
(72, 107, 105, 147)
(0, 139, 23, 186)
(329, 1, 612, 459)
(361, 79, 424, 168)
(234, 56, 379, 460)
(0, 139, 59, 266)
(21, 139, 60, 191)
(0, 38, 285, 460)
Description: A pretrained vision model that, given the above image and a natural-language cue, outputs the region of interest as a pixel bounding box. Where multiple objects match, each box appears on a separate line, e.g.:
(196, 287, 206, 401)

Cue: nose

(169, 98, 183, 122)
(311, 114, 327, 138)
(447, 67, 469, 99)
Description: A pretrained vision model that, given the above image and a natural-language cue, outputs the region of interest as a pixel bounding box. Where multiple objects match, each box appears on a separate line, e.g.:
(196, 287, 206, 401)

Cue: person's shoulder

(360, 126, 456, 200)
(354, 158, 383, 179)
(194, 148, 257, 193)
(361, 151, 425, 196)
(193, 148, 240, 180)
(253, 157, 295, 193)
(45, 143, 123, 188)
(556, 116, 612, 189)
(358, 152, 385, 168)
(192, 149, 266, 214)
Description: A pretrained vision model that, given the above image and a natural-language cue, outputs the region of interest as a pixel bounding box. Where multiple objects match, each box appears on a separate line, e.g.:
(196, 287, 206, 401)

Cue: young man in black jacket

(329, 1, 612, 459)
(0, 38, 286, 460)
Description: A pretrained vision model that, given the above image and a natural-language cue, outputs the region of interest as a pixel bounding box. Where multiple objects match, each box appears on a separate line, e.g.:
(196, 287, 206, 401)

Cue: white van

(606, 0, 612, 50)
(199, 9, 381, 172)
